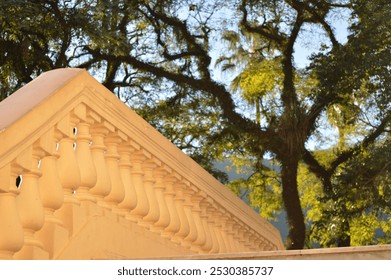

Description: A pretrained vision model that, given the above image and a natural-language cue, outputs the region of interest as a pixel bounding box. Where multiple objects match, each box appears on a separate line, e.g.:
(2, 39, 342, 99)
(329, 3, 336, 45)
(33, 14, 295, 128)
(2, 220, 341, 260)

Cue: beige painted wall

(169, 245, 391, 260)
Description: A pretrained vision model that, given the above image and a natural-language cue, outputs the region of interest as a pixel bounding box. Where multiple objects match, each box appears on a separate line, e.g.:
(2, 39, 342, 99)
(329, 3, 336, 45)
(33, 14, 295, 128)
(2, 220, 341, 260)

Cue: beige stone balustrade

(0, 69, 283, 259)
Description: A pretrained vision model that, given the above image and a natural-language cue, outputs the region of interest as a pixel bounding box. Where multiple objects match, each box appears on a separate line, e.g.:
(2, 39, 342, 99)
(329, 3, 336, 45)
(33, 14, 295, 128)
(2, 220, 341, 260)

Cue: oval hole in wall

(16, 175, 23, 189)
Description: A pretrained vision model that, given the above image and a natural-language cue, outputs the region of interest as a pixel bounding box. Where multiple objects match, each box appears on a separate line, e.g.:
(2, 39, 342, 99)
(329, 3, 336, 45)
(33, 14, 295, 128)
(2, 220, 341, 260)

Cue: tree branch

(239, 0, 286, 46)
(85, 46, 277, 151)
(329, 113, 391, 173)
(302, 149, 332, 194)
(142, 2, 212, 79)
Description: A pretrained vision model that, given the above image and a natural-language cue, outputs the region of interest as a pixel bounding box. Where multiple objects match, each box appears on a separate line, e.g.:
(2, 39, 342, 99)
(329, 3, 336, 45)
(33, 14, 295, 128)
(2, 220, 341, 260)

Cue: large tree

(301, 0, 391, 247)
(1, 0, 389, 249)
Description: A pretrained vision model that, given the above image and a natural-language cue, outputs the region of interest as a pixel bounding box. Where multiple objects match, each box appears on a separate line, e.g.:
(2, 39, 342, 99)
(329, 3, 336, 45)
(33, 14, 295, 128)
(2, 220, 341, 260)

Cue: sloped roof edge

(0, 68, 85, 130)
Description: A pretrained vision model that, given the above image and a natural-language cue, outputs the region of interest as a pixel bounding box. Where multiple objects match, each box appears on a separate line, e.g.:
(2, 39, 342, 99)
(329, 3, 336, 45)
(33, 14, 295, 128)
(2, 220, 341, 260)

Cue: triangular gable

(0, 68, 283, 259)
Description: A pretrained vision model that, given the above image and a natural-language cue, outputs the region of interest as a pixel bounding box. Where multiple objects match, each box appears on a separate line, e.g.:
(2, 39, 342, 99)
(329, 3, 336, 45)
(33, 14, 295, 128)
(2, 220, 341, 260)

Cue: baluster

(182, 188, 198, 249)
(237, 223, 249, 252)
(248, 230, 258, 251)
(129, 150, 149, 223)
(104, 133, 125, 213)
(76, 117, 97, 204)
(161, 175, 180, 240)
(225, 217, 239, 252)
(242, 225, 252, 251)
(151, 166, 171, 233)
(237, 220, 247, 252)
(172, 180, 190, 245)
(14, 146, 48, 259)
(189, 190, 206, 252)
(252, 235, 262, 251)
(35, 129, 68, 258)
(206, 205, 220, 253)
(118, 144, 137, 220)
(90, 124, 111, 211)
(0, 164, 24, 259)
(254, 236, 267, 251)
(231, 220, 240, 251)
(55, 116, 82, 236)
(218, 211, 233, 252)
(247, 233, 255, 251)
(199, 199, 213, 253)
(270, 241, 279, 250)
(140, 158, 160, 228)
(211, 209, 227, 253)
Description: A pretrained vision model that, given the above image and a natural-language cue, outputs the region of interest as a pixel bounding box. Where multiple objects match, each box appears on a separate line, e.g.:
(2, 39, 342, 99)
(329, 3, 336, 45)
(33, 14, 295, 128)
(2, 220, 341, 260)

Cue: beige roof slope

(0, 69, 83, 130)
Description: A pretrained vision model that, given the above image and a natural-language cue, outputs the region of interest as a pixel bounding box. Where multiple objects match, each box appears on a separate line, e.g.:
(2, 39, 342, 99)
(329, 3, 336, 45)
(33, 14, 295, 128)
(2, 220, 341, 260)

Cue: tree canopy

(1, 0, 390, 249)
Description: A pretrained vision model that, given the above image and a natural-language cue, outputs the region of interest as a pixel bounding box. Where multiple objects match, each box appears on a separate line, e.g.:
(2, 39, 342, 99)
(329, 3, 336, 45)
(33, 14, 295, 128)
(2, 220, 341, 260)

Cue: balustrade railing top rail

(0, 68, 283, 259)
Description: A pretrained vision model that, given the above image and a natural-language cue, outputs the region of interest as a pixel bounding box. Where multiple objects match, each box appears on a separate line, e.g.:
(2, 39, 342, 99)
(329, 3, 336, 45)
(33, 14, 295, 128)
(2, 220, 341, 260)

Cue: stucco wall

(162, 245, 391, 260)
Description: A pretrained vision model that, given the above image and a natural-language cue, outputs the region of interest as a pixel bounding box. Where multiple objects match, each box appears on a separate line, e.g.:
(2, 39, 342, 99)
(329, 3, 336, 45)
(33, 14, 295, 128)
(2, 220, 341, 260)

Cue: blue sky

(294, 9, 351, 68)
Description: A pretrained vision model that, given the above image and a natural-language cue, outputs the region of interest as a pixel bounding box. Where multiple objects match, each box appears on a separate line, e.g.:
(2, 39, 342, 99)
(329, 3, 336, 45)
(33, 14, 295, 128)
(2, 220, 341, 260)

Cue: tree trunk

(337, 226, 351, 247)
(255, 97, 261, 126)
(337, 206, 351, 247)
(281, 156, 306, 249)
